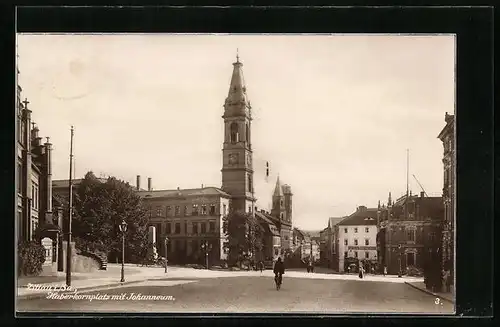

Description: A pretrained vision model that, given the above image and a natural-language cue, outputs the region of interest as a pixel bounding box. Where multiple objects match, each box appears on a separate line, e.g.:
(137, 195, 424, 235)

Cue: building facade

(16, 71, 54, 243)
(337, 206, 378, 273)
(136, 178, 232, 265)
(327, 217, 344, 270)
(438, 112, 455, 280)
(377, 192, 443, 275)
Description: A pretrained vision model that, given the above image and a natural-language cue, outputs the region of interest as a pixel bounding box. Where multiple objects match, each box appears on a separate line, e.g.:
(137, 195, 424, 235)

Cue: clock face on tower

(229, 153, 239, 165)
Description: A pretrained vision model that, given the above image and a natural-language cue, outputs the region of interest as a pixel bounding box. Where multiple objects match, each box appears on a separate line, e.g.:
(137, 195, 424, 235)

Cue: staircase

(79, 250, 108, 270)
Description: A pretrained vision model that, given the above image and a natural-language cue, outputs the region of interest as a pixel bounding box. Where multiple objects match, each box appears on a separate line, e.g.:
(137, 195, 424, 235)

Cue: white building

(337, 206, 379, 273)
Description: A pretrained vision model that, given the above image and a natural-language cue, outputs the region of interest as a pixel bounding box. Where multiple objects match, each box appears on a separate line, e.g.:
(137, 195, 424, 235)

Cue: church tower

(221, 53, 255, 214)
(271, 176, 286, 222)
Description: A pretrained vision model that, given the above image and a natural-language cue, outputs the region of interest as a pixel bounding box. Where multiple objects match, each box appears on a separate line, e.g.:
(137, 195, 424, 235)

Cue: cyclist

(273, 257, 285, 290)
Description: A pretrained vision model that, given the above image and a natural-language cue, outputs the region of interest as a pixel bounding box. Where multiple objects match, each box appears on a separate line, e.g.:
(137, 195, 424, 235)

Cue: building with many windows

(376, 192, 443, 275)
(136, 178, 231, 265)
(438, 112, 455, 281)
(336, 207, 378, 272)
(16, 68, 55, 243)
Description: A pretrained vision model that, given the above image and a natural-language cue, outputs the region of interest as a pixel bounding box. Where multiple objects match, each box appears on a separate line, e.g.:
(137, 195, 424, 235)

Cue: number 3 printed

(435, 298, 441, 305)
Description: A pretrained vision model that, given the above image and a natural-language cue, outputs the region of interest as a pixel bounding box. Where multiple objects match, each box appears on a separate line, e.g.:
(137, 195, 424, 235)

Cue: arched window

(246, 123, 249, 143)
(230, 122, 239, 143)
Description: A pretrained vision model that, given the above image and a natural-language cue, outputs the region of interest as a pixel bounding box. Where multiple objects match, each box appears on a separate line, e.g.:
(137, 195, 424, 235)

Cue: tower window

(246, 123, 249, 143)
(248, 175, 252, 192)
(230, 122, 239, 143)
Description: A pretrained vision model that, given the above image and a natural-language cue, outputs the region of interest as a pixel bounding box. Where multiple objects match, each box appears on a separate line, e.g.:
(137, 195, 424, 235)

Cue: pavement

(16, 274, 454, 314)
(405, 281, 455, 304)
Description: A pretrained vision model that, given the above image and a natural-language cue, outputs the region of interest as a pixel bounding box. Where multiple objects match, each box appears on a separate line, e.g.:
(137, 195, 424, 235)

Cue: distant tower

(388, 192, 392, 207)
(221, 52, 255, 213)
(271, 176, 286, 222)
(282, 184, 293, 226)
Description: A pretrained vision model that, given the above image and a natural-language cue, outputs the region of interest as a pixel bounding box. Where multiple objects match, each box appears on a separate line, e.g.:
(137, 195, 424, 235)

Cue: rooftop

(337, 207, 379, 226)
(137, 187, 231, 199)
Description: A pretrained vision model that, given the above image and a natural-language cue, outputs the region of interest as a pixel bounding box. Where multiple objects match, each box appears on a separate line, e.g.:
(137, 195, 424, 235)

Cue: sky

(17, 34, 455, 231)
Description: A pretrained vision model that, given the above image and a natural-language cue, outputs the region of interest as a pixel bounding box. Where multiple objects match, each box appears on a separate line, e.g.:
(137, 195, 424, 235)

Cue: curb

(17, 276, 166, 301)
(404, 282, 455, 304)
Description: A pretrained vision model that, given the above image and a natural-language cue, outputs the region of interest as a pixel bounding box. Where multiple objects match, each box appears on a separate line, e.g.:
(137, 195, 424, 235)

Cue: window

(201, 223, 206, 234)
(248, 175, 252, 192)
(201, 205, 207, 215)
(280, 213, 284, 220)
(156, 206, 162, 217)
(354, 239, 358, 246)
(344, 252, 348, 258)
(230, 122, 239, 143)
(354, 251, 358, 258)
(344, 228, 348, 233)
(280, 200, 284, 207)
(365, 227, 369, 233)
(17, 163, 22, 193)
(192, 204, 199, 216)
(31, 185, 35, 207)
(365, 239, 369, 246)
(284, 235, 289, 241)
(407, 229, 415, 242)
(222, 204, 227, 216)
(246, 123, 249, 143)
(407, 252, 415, 266)
(184, 222, 187, 235)
(166, 206, 172, 217)
(344, 239, 348, 246)
(166, 223, 171, 234)
(175, 206, 180, 216)
(192, 222, 198, 234)
(248, 206, 251, 213)
(209, 221, 215, 232)
(209, 204, 216, 215)
(184, 206, 189, 216)
(175, 223, 181, 234)
(354, 228, 358, 233)
(365, 252, 370, 259)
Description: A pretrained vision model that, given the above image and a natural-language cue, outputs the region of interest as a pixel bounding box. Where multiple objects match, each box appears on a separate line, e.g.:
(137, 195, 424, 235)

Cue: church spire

(225, 50, 249, 110)
(273, 176, 284, 197)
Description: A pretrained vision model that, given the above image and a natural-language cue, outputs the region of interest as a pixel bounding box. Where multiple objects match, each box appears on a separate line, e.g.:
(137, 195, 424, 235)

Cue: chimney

(136, 175, 141, 190)
(148, 177, 152, 191)
(420, 191, 425, 198)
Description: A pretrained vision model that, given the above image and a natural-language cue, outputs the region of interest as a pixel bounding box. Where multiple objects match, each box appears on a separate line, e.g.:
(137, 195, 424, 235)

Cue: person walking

(259, 261, 264, 273)
(273, 257, 285, 290)
(358, 263, 364, 279)
(383, 266, 387, 276)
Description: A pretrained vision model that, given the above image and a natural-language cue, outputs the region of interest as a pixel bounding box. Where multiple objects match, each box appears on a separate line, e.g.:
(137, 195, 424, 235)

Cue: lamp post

(164, 236, 169, 273)
(118, 220, 128, 283)
(201, 240, 212, 269)
(398, 243, 402, 278)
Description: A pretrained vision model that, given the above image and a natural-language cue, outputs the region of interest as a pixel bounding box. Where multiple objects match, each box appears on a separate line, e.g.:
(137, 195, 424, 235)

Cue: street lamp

(118, 220, 128, 283)
(201, 240, 212, 269)
(398, 243, 402, 278)
(164, 236, 169, 273)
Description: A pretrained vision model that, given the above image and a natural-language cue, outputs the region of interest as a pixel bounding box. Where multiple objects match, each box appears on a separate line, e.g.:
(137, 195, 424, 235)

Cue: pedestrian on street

(358, 263, 364, 279)
(383, 266, 387, 276)
(259, 261, 264, 273)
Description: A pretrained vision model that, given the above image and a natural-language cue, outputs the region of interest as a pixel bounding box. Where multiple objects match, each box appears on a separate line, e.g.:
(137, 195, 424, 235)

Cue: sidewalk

(405, 281, 455, 304)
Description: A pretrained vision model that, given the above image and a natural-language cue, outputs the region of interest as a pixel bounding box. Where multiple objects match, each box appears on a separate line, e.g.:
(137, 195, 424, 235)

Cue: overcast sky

(17, 34, 455, 231)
